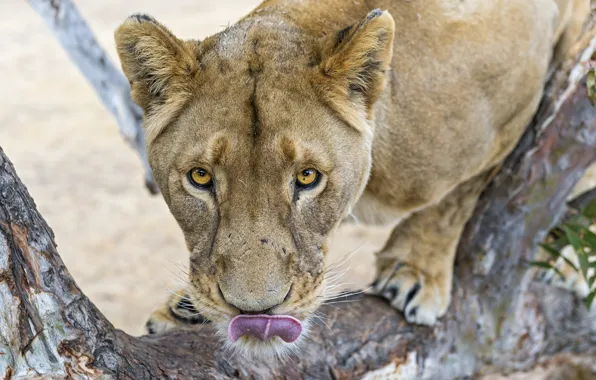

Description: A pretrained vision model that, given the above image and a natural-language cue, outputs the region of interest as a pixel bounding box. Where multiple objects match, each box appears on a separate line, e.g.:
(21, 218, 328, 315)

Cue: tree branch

(26, 0, 159, 194)
(1, 4, 594, 380)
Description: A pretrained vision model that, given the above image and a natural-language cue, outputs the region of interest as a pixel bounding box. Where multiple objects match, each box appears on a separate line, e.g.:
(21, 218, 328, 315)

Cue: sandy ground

(0, 1, 594, 378)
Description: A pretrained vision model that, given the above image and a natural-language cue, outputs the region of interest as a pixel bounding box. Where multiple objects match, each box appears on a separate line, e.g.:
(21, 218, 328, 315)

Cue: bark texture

(0, 3, 595, 380)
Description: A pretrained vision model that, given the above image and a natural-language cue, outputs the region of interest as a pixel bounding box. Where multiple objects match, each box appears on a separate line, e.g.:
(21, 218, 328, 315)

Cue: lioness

(114, 0, 590, 358)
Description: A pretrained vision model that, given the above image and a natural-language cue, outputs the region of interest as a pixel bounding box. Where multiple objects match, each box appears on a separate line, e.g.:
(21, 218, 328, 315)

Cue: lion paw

(145, 290, 210, 335)
(372, 262, 449, 326)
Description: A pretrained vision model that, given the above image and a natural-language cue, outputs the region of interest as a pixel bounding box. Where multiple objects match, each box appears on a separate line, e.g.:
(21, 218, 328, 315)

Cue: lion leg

(371, 172, 492, 325)
(145, 289, 210, 335)
(552, 0, 590, 67)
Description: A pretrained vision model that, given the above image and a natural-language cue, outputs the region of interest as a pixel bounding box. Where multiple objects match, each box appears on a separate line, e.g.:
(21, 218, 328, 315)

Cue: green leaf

(564, 222, 596, 252)
(531, 261, 564, 280)
(563, 225, 584, 249)
(564, 226, 590, 278)
(551, 235, 569, 250)
(585, 291, 595, 310)
(582, 229, 596, 253)
(582, 199, 596, 219)
(564, 225, 585, 251)
(588, 275, 595, 289)
(564, 222, 588, 234)
(578, 252, 590, 279)
(539, 243, 562, 258)
(538, 243, 578, 272)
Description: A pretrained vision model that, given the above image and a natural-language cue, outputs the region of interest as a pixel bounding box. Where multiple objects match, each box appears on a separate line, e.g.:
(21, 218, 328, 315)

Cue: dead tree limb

(26, 0, 159, 194)
(1, 5, 595, 380)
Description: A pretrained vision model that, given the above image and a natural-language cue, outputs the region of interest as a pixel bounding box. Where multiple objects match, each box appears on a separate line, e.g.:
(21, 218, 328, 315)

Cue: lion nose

(218, 283, 292, 314)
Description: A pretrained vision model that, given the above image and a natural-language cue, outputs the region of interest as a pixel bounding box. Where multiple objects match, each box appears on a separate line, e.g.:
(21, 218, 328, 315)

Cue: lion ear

(114, 14, 199, 115)
(317, 9, 395, 131)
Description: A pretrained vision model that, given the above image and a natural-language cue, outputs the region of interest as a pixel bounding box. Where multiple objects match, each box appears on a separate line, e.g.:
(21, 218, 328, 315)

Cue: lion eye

(188, 168, 213, 188)
(296, 168, 320, 188)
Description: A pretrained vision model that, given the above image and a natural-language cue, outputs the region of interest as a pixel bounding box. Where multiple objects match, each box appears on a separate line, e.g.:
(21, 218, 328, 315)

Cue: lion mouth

(228, 314, 302, 343)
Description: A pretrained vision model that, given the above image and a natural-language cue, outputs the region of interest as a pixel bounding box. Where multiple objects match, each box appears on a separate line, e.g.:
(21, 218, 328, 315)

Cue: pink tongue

(228, 315, 302, 343)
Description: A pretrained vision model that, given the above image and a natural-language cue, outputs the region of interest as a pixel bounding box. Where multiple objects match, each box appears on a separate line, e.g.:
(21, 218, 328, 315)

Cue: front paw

(145, 291, 210, 335)
(372, 262, 450, 325)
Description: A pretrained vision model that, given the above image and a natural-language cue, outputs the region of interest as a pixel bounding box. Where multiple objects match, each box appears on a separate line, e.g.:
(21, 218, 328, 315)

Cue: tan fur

(114, 0, 590, 357)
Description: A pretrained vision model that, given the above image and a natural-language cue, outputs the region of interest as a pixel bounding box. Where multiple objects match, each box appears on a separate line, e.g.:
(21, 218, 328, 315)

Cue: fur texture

(114, 0, 590, 358)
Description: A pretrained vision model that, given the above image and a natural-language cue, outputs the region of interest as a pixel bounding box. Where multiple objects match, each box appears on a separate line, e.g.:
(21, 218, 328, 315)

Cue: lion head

(114, 8, 394, 358)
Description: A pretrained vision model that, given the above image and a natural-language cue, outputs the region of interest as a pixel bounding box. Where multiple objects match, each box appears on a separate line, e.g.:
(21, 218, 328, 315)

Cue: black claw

(145, 320, 156, 335)
(408, 307, 418, 318)
(176, 297, 197, 312)
(381, 262, 405, 292)
(386, 286, 399, 300)
(370, 279, 379, 289)
(404, 282, 421, 309)
(169, 307, 210, 325)
(170, 296, 211, 325)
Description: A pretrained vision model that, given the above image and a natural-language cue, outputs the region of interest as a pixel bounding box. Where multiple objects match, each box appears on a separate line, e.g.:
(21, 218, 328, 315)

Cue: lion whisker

(224, 340, 240, 363)
(324, 266, 352, 286)
(198, 318, 211, 331)
(322, 286, 364, 296)
(165, 259, 190, 275)
(324, 259, 358, 279)
(347, 213, 361, 225)
(321, 304, 344, 312)
(324, 265, 352, 281)
(164, 266, 192, 288)
(322, 278, 359, 290)
(311, 312, 332, 331)
(165, 287, 192, 300)
(321, 286, 371, 301)
(321, 286, 358, 298)
(323, 299, 359, 305)
(324, 243, 363, 271)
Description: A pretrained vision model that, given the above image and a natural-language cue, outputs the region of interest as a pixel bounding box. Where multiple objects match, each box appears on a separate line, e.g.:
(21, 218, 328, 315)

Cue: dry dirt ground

(0, 1, 594, 378)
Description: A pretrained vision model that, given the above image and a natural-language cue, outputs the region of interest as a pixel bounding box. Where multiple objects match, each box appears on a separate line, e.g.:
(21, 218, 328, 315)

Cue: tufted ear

(114, 14, 199, 123)
(317, 9, 395, 132)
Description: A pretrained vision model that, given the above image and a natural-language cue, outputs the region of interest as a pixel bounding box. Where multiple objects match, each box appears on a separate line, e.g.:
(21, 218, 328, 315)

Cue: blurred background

(0, 2, 594, 376)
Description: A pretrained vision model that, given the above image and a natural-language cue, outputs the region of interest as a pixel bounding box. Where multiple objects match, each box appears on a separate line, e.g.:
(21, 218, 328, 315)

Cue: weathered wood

(26, 0, 159, 194)
(1, 4, 594, 380)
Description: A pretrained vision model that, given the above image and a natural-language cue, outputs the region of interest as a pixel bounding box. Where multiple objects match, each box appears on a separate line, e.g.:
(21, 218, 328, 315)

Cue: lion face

(115, 9, 394, 358)
(151, 92, 370, 356)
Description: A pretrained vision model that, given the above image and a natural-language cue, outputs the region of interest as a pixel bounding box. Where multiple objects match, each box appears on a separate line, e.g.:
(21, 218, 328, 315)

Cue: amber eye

(296, 168, 320, 188)
(188, 168, 213, 188)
